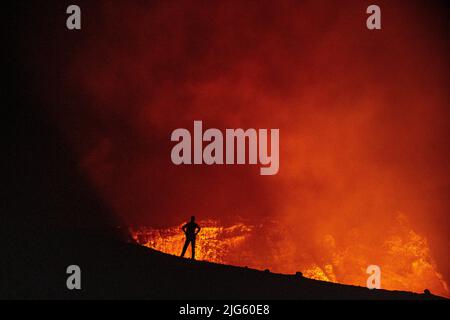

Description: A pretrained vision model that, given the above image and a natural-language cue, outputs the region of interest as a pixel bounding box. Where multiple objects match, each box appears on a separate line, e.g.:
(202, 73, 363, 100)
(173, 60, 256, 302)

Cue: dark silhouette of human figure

(180, 216, 201, 260)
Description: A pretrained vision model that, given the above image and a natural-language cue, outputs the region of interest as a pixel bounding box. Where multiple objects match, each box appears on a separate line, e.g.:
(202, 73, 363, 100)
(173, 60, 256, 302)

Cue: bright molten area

(130, 216, 449, 298)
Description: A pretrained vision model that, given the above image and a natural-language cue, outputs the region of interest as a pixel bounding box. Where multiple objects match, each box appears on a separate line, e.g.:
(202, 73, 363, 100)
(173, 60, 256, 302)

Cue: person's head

(190, 216, 195, 222)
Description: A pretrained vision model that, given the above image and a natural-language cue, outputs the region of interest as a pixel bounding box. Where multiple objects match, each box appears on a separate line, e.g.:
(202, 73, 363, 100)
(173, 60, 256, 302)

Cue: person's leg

(191, 238, 196, 260)
(180, 238, 189, 257)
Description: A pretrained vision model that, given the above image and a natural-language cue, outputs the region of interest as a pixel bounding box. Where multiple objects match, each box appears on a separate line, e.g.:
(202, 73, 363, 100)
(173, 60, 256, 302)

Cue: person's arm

(181, 224, 187, 233)
(195, 225, 201, 235)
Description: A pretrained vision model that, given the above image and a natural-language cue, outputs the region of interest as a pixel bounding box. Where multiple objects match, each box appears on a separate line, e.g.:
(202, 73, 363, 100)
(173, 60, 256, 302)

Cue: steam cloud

(31, 0, 449, 295)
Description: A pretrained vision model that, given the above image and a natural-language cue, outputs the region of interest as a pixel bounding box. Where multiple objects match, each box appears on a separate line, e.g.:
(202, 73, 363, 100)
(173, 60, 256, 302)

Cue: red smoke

(34, 1, 449, 296)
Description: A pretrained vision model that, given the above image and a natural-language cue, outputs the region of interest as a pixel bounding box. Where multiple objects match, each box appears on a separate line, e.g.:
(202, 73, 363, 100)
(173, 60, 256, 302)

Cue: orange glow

(33, 1, 449, 300)
(130, 220, 253, 263)
(130, 216, 449, 297)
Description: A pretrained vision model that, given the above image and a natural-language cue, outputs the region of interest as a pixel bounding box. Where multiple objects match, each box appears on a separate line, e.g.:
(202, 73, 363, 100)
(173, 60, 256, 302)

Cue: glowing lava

(130, 220, 253, 264)
(130, 215, 449, 298)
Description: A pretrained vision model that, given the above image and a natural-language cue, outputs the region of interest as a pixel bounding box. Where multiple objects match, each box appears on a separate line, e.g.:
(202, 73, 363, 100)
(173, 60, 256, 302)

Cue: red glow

(35, 1, 449, 297)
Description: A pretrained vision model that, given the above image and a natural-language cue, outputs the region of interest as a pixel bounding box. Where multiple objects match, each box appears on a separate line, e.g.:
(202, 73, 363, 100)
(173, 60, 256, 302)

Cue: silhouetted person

(180, 216, 201, 260)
